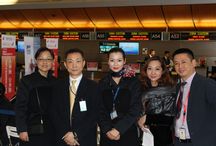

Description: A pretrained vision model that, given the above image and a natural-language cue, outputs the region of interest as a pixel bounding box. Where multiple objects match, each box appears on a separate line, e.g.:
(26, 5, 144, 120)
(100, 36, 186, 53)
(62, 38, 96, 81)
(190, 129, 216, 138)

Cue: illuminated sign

(80, 32, 90, 40)
(43, 32, 59, 39)
(97, 32, 161, 40)
(62, 32, 80, 40)
(170, 32, 210, 40)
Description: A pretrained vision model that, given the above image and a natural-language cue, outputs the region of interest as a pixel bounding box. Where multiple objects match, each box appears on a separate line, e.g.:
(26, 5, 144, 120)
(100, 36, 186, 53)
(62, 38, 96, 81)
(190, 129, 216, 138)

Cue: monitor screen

(17, 41, 25, 52)
(119, 42, 139, 55)
(99, 42, 119, 53)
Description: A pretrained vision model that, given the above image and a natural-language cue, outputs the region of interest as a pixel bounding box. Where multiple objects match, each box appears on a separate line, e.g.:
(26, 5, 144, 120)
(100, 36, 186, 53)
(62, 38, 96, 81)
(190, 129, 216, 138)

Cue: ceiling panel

(0, 13, 16, 29)
(192, 4, 216, 30)
(62, 8, 94, 29)
(85, 7, 119, 29)
(0, 4, 216, 31)
(163, 5, 195, 30)
(40, 9, 75, 29)
(135, 6, 167, 30)
(109, 7, 142, 28)
(2, 0, 216, 10)
(21, 9, 53, 29)
(1, 10, 33, 28)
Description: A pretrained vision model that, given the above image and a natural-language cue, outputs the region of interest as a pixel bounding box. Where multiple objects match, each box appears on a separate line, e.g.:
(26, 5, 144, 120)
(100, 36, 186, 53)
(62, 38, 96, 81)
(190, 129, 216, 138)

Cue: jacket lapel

(64, 77, 71, 120)
(76, 77, 88, 101)
(187, 73, 198, 110)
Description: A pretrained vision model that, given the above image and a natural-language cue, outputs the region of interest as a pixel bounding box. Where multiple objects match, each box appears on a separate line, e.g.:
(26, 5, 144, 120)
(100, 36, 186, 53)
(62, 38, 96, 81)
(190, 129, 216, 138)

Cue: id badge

(110, 110, 118, 120)
(179, 128, 186, 140)
(79, 100, 87, 112)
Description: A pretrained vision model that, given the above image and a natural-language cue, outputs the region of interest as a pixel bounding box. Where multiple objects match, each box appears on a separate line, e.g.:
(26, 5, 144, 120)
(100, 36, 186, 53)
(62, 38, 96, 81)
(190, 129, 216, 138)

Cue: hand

(19, 132, 29, 142)
(106, 129, 120, 140)
(63, 132, 80, 146)
(138, 115, 146, 130)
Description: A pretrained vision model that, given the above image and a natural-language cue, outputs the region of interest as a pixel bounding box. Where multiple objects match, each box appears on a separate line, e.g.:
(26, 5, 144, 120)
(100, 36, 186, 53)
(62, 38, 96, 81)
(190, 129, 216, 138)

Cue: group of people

(13, 46, 216, 146)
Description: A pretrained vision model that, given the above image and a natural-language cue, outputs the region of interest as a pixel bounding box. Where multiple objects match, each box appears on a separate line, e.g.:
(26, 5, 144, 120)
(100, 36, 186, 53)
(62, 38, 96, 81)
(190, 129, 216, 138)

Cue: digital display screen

(99, 42, 119, 53)
(17, 41, 25, 52)
(119, 42, 139, 55)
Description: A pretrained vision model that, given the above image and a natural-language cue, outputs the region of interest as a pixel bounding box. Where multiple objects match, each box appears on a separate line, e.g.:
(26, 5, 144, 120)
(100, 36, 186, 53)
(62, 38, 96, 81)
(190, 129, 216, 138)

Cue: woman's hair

(140, 56, 175, 89)
(34, 47, 54, 60)
(107, 48, 126, 59)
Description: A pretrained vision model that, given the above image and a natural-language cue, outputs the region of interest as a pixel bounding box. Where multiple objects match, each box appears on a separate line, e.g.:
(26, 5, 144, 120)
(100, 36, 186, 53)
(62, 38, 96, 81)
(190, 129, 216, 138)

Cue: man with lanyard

(51, 48, 100, 146)
(172, 48, 216, 146)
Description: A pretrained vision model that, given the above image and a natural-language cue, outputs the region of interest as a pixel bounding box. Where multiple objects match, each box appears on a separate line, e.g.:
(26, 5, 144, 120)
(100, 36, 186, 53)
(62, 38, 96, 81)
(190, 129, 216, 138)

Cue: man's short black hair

(65, 48, 85, 60)
(172, 48, 194, 60)
(164, 51, 170, 54)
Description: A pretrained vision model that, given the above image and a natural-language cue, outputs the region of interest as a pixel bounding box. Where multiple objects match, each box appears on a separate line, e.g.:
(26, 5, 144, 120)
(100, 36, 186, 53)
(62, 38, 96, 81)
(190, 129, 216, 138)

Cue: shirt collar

(69, 74, 83, 86)
(182, 72, 196, 86)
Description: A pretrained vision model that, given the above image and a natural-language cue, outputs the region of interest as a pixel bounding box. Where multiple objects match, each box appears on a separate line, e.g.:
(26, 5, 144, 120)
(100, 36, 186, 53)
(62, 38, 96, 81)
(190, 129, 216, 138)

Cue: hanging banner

(1, 35, 16, 100)
(46, 38, 59, 77)
(24, 36, 40, 75)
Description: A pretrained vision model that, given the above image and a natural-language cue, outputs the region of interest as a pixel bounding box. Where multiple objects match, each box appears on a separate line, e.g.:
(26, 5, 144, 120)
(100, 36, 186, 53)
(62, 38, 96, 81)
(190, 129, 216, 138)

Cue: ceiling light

(0, 0, 18, 5)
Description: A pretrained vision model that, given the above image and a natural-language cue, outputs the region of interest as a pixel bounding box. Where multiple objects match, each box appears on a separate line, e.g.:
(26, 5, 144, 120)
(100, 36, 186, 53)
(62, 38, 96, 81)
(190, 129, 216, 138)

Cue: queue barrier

(6, 126, 19, 146)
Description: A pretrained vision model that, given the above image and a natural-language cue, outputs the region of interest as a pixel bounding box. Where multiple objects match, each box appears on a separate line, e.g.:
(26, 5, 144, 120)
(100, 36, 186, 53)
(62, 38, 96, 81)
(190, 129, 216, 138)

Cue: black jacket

(176, 73, 216, 146)
(15, 70, 56, 133)
(51, 76, 100, 146)
(99, 74, 142, 135)
(0, 96, 14, 145)
(142, 86, 176, 126)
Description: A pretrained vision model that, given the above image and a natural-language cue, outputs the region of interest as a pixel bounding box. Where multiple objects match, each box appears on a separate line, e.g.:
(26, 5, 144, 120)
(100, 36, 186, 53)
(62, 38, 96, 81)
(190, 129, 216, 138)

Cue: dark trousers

(174, 138, 193, 146)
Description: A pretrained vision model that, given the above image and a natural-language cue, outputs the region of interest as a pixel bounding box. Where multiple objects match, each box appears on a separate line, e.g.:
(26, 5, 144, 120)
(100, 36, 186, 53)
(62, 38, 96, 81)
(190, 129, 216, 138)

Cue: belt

(175, 137, 192, 143)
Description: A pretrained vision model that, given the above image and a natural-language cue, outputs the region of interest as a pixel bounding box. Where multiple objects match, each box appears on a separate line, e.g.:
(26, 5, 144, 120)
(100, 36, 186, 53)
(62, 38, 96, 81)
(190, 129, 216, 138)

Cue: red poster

(46, 38, 58, 77)
(52, 49, 58, 77)
(87, 62, 98, 71)
(1, 48, 16, 100)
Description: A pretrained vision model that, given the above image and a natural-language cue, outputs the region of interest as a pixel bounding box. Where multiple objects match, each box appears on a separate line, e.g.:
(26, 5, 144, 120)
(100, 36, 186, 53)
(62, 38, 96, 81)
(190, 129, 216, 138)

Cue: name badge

(110, 110, 118, 120)
(79, 101, 87, 112)
(179, 128, 186, 140)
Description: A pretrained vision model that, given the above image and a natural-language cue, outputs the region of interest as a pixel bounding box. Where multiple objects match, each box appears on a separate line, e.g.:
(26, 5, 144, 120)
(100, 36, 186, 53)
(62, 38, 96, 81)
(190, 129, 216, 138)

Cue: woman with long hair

(138, 56, 176, 146)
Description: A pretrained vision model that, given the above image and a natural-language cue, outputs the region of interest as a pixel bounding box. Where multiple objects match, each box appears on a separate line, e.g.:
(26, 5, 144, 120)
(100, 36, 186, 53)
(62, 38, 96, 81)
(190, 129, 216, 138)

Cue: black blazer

(176, 73, 216, 146)
(99, 75, 142, 135)
(51, 76, 100, 146)
(15, 71, 56, 133)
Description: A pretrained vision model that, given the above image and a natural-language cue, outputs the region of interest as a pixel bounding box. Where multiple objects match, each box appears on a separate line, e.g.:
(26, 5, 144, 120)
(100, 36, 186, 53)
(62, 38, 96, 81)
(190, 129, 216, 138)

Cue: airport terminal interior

(1, 0, 216, 145)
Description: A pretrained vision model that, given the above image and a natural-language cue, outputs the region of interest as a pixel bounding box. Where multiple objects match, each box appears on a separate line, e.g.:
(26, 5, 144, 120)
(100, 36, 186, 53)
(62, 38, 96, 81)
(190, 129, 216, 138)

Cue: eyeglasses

(66, 59, 83, 63)
(37, 58, 53, 62)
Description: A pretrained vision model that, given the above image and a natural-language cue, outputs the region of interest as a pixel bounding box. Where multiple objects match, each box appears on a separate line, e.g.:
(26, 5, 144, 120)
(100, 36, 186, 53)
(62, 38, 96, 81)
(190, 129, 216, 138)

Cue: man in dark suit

(173, 48, 216, 146)
(51, 48, 100, 146)
(163, 51, 171, 68)
(144, 49, 156, 62)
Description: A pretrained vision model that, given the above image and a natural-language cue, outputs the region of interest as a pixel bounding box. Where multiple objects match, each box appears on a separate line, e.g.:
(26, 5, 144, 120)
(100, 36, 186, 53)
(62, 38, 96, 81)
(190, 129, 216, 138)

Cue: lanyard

(112, 87, 120, 109)
(182, 90, 190, 125)
(0, 109, 15, 116)
(69, 86, 76, 96)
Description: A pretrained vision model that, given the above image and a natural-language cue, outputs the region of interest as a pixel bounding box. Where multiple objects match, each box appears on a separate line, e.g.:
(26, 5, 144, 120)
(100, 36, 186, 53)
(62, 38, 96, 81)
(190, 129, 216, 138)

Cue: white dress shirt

(69, 74, 83, 90)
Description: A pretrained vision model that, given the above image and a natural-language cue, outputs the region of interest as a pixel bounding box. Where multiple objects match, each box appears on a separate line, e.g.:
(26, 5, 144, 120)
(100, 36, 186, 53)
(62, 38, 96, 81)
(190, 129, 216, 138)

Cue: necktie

(176, 81, 187, 119)
(70, 80, 77, 115)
